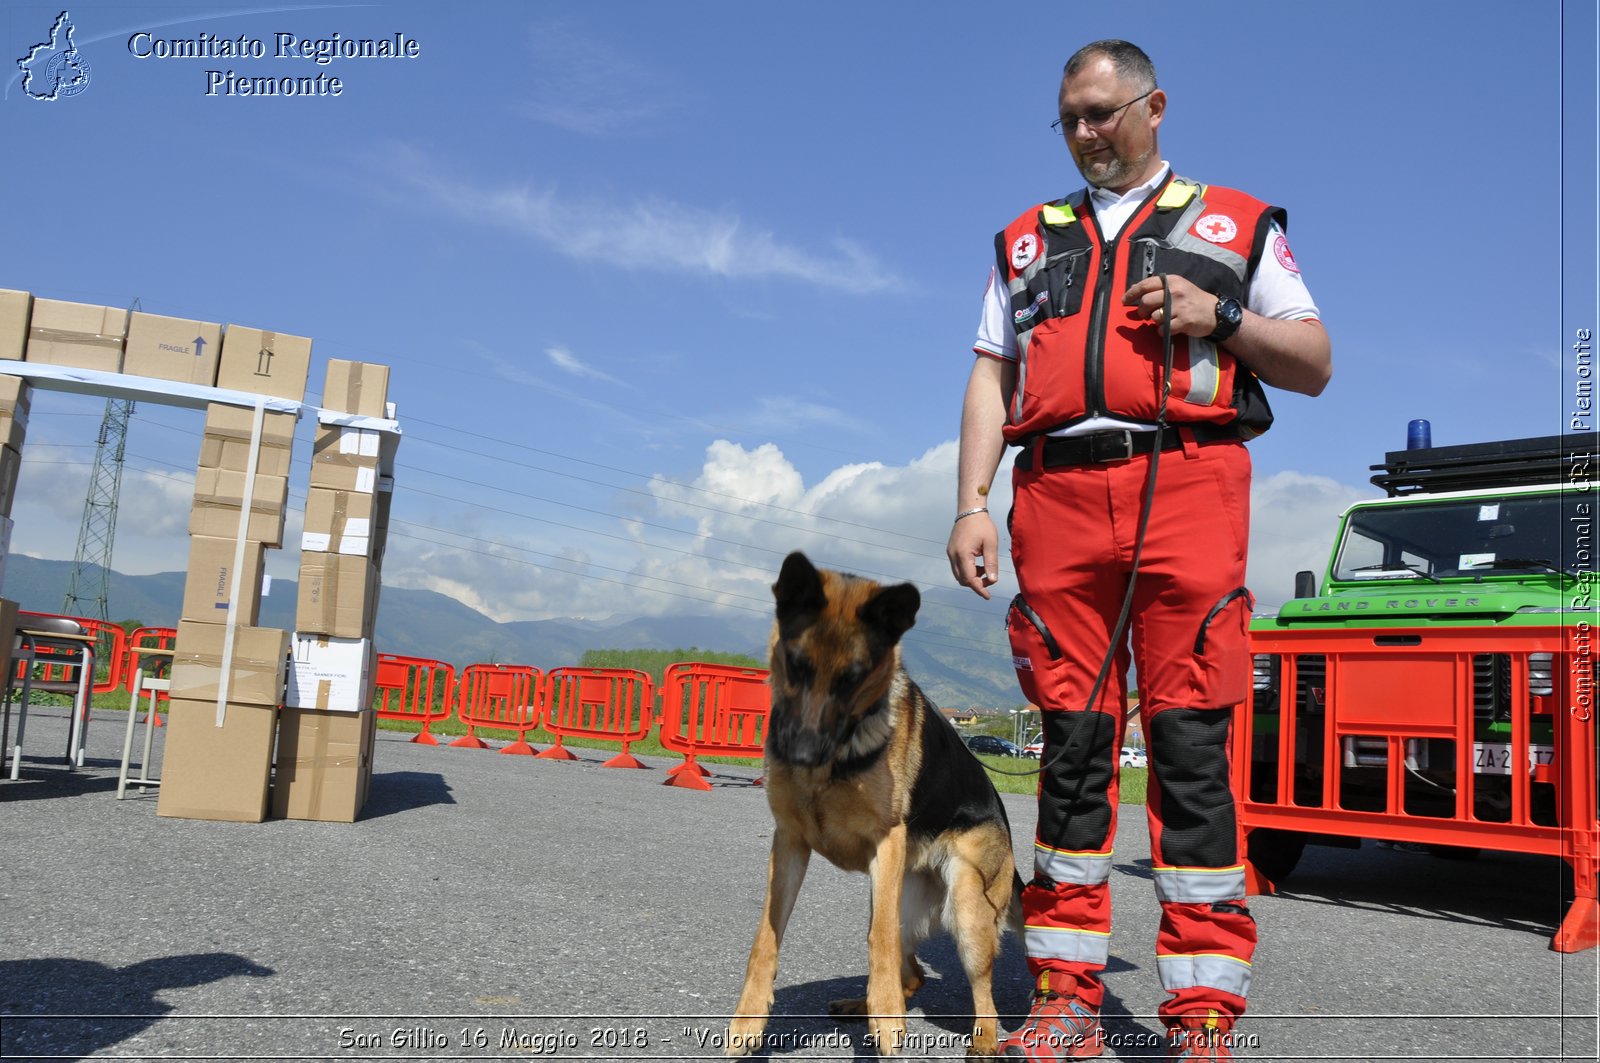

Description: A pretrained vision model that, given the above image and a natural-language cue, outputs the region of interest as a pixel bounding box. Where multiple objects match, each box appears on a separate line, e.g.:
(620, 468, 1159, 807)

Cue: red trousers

(1006, 434, 1256, 1027)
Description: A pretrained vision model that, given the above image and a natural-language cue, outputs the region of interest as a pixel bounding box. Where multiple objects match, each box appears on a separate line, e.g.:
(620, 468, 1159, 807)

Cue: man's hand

(946, 511, 1000, 600)
(1122, 274, 1216, 336)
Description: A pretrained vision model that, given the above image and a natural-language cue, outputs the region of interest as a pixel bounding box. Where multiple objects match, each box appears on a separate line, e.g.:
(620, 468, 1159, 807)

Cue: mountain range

(4, 555, 1025, 710)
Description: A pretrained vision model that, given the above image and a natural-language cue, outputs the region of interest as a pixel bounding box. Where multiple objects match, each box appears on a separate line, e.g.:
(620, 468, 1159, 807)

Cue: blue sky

(1, 2, 1593, 657)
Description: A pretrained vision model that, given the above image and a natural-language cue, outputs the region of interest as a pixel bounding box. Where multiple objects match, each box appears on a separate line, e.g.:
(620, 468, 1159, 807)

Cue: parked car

(1120, 746, 1148, 768)
(1023, 737, 1044, 759)
(966, 735, 1026, 758)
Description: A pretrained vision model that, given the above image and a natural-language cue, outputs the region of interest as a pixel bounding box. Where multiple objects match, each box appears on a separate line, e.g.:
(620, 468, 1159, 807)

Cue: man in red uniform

(946, 41, 1331, 1061)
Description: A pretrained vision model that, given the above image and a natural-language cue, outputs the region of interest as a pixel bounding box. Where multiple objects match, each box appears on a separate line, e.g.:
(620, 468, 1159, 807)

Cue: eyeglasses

(1051, 89, 1154, 135)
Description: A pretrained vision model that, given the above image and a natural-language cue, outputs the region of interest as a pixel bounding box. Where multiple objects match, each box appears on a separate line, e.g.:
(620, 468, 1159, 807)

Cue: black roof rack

(1370, 433, 1596, 496)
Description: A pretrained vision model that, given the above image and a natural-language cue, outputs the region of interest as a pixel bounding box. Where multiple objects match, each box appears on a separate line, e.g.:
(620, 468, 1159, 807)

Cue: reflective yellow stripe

(1041, 203, 1076, 226)
(1156, 180, 1203, 210)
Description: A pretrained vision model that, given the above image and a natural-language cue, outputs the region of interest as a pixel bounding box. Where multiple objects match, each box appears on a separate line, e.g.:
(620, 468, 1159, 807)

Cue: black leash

(986, 274, 1177, 779)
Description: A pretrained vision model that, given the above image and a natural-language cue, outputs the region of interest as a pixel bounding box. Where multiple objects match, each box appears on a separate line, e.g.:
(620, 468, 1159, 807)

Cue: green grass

(84, 690, 1150, 803)
(974, 753, 1148, 804)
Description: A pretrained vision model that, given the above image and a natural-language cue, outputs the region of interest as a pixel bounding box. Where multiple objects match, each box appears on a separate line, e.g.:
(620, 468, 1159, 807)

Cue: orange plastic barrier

(658, 662, 770, 791)
(1238, 623, 1598, 952)
(373, 654, 458, 745)
(453, 663, 543, 755)
(17, 611, 128, 696)
(540, 667, 654, 768)
(124, 626, 177, 726)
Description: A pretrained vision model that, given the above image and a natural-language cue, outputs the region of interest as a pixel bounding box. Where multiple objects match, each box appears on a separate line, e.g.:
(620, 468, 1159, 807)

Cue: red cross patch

(1195, 214, 1238, 244)
(1010, 232, 1039, 270)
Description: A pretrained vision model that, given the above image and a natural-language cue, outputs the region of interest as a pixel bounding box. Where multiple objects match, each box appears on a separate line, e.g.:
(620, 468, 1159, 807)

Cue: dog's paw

(826, 996, 868, 1021)
(865, 1017, 908, 1056)
(967, 1018, 1000, 1058)
(724, 1018, 765, 1057)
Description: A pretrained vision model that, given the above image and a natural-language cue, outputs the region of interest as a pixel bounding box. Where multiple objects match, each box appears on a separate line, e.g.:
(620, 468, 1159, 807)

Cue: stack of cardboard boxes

(277, 359, 393, 822)
(0, 288, 399, 824)
(0, 291, 36, 681)
(158, 325, 311, 823)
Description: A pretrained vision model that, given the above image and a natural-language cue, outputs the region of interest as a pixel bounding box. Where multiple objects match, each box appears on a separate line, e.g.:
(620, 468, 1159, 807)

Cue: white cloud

(546, 345, 621, 385)
(518, 20, 681, 136)
(1247, 470, 1373, 608)
(383, 147, 901, 293)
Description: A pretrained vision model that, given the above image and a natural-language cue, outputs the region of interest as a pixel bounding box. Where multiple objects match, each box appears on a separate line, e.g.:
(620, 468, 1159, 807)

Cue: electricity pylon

(61, 298, 138, 620)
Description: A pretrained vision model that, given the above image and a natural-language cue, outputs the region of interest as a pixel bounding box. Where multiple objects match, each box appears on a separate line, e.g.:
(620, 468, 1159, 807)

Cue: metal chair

(2, 616, 96, 778)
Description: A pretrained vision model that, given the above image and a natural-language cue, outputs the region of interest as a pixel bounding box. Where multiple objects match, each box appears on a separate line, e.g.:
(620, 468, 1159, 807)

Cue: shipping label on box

(169, 621, 289, 707)
(272, 706, 372, 822)
(123, 312, 222, 386)
(182, 536, 267, 625)
(322, 359, 390, 418)
(216, 325, 311, 401)
(309, 424, 380, 493)
(25, 299, 127, 373)
(287, 634, 373, 711)
(295, 553, 378, 639)
(0, 291, 31, 362)
(301, 487, 375, 556)
(156, 698, 277, 823)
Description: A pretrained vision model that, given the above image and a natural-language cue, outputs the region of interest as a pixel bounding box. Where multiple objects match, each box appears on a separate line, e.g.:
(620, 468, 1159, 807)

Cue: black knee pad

(1036, 709, 1118, 854)
(1148, 709, 1238, 867)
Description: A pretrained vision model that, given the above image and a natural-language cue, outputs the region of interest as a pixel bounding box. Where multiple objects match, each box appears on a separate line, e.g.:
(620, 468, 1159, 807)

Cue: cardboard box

(371, 475, 393, 565)
(0, 597, 19, 684)
(188, 465, 289, 547)
(0, 515, 13, 594)
(272, 707, 374, 822)
(199, 403, 297, 478)
(156, 698, 277, 823)
(286, 634, 374, 710)
(309, 424, 380, 493)
(182, 536, 267, 625)
(25, 299, 127, 372)
(216, 325, 312, 401)
(169, 621, 289, 707)
(301, 487, 376, 556)
(0, 445, 20, 518)
(0, 290, 31, 362)
(322, 359, 390, 418)
(122, 312, 222, 386)
(0, 375, 31, 454)
(295, 553, 378, 639)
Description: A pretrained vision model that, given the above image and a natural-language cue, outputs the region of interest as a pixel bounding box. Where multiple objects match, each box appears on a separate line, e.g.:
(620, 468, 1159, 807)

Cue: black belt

(1015, 424, 1242, 471)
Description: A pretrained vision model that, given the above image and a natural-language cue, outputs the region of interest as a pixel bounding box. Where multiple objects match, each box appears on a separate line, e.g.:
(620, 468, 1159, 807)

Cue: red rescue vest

(994, 173, 1280, 443)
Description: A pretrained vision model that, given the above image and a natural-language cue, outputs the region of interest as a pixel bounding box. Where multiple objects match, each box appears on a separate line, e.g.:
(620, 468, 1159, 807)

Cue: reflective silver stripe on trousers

(1156, 953, 1253, 998)
(1035, 845, 1114, 885)
(1183, 338, 1221, 406)
(1152, 865, 1247, 904)
(1025, 925, 1111, 965)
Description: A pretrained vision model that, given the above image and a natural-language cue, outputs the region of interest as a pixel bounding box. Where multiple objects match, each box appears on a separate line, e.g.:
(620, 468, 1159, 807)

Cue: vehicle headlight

(1529, 652, 1554, 697)
(1253, 653, 1278, 692)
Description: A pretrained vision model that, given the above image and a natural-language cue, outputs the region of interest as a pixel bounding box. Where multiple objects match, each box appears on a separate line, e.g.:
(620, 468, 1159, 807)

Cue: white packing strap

(216, 398, 266, 727)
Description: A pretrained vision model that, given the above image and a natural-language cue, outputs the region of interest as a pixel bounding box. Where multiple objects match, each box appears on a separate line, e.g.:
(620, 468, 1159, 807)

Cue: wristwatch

(1207, 296, 1243, 343)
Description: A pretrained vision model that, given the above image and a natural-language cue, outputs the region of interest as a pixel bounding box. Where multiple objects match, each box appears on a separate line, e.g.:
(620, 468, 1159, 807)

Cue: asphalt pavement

(1, 704, 1596, 1062)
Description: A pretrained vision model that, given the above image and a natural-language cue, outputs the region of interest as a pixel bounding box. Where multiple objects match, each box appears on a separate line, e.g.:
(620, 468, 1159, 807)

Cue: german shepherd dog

(728, 552, 1024, 1058)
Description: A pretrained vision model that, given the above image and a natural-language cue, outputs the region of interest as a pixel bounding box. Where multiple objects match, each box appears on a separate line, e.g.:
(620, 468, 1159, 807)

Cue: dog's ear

(860, 581, 920, 644)
(773, 552, 827, 634)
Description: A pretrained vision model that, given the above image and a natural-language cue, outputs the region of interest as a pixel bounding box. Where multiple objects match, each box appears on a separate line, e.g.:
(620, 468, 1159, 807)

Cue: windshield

(1332, 492, 1582, 581)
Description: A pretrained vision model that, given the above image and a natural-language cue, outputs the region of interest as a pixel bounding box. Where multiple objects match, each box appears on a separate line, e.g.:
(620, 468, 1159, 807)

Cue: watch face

(1220, 298, 1242, 326)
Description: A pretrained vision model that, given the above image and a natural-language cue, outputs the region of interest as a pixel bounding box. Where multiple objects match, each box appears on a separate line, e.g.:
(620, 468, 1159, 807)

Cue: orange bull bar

(1236, 623, 1598, 952)
(659, 662, 769, 791)
(374, 654, 458, 746)
(539, 667, 654, 768)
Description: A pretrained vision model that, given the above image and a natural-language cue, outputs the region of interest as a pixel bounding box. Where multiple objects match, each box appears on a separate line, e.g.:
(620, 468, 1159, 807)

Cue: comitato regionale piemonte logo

(18, 11, 92, 101)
